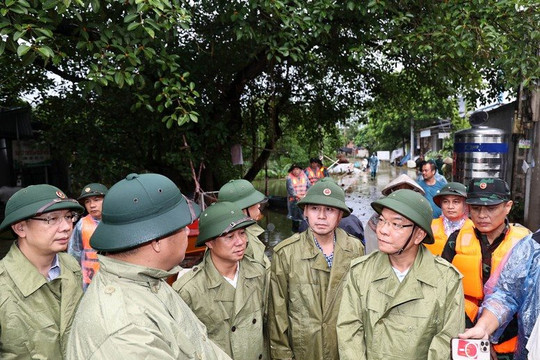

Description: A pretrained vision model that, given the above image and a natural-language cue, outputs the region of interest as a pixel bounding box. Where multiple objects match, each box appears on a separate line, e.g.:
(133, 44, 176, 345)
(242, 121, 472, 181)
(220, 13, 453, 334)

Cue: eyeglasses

(31, 213, 80, 226)
(376, 217, 414, 231)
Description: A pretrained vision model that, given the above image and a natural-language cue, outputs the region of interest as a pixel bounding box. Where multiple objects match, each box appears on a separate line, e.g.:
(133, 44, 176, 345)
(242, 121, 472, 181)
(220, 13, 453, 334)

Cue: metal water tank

(453, 112, 509, 185)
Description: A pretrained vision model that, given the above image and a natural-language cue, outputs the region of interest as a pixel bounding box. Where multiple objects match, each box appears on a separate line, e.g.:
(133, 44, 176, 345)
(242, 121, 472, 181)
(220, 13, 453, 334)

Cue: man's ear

(206, 239, 215, 250)
(150, 239, 161, 253)
(413, 227, 427, 245)
(11, 221, 26, 238)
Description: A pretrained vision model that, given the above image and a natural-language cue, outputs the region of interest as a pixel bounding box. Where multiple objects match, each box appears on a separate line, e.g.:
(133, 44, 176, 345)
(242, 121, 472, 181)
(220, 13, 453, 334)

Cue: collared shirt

(442, 216, 467, 237)
(47, 254, 61, 281)
(313, 233, 336, 268)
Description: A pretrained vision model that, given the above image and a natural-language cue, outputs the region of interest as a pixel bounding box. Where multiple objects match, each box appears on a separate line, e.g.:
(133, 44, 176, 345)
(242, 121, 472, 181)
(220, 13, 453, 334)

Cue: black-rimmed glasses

(31, 212, 80, 226)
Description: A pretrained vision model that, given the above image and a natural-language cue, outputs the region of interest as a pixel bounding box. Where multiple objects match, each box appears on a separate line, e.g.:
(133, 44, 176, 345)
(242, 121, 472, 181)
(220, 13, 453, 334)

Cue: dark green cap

(0, 185, 83, 240)
(433, 182, 467, 207)
(297, 177, 350, 217)
(90, 173, 200, 252)
(466, 178, 510, 206)
(371, 189, 434, 244)
(78, 183, 108, 201)
(218, 179, 265, 210)
(196, 201, 255, 246)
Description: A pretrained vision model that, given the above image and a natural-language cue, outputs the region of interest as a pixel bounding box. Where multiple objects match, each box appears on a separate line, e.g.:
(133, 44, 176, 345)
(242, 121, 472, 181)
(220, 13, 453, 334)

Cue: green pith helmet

(371, 189, 434, 244)
(0, 185, 84, 240)
(78, 183, 108, 201)
(433, 182, 467, 207)
(196, 201, 255, 247)
(218, 179, 265, 210)
(90, 173, 200, 252)
(297, 177, 350, 217)
(466, 178, 510, 206)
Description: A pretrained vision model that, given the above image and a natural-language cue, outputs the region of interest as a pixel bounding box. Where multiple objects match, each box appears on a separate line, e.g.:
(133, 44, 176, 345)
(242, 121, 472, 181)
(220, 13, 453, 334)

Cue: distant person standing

(417, 160, 446, 218)
(0, 184, 84, 359)
(305, 158, 324, 185)
(316, 159, 329, 178)
(286, 163, 310, 232)
(68, 183, 108, 290)
(368, 153, 379, 180)
(435, 154, 444, 175)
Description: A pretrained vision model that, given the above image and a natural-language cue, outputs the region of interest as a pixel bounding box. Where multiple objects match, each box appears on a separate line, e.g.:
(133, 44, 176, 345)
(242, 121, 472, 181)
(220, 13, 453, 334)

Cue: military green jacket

(337, 246, 465, 360)
(67, 256, 231, 360)
(174, 251, 267, 359)
(0, 242, 83, 359)
(245, 223, 270, 270)
(268, 228, 364, 360)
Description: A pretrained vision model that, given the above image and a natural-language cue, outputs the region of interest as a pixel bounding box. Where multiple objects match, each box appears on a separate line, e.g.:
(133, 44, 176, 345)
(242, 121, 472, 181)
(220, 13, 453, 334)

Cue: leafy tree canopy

(1, 0, 538, 189)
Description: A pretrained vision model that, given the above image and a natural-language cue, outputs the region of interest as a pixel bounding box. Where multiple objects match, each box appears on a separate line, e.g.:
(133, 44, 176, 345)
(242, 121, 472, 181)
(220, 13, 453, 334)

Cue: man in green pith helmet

(67, 173, 231, 360)
(217, 179, 270, 269)
(337, 189, 464, 360)
(0, 184, 84, 359)
(268, 177, 364, 360)
(441, 178, 530, 359)
(68, 182, 108, 290)
(174, 201, 268, 359)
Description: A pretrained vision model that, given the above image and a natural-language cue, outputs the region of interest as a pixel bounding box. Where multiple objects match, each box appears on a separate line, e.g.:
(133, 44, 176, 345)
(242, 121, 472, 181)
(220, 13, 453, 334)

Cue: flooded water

(255, 163, 418, 256)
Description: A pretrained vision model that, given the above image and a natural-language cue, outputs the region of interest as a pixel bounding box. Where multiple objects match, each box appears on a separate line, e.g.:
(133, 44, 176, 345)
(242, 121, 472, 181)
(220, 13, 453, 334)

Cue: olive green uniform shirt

(67, 255, 231, 360)
(0, 242, 83, 359)
(174, 251, 267, 359)
(337, 246, 465, 360)
(268, 228, 364, 360)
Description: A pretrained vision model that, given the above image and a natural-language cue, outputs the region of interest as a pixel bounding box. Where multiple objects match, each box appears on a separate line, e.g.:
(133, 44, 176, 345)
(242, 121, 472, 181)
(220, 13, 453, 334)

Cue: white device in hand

(451, 338, 490, 360)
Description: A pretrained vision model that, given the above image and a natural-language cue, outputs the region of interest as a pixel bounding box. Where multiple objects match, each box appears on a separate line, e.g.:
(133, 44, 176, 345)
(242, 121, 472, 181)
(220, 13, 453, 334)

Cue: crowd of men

(0, 163, 538, 359)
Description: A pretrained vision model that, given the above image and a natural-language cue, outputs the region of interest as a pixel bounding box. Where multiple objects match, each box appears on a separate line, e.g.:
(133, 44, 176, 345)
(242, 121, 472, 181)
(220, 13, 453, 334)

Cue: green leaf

(124, 13, 139, 23)
(114, 72, 125, 88)
(36, 46, 54, 58)
(127, 22, 141, 31)
(17, 43, 31, 57)
(144, 26, 155, 38)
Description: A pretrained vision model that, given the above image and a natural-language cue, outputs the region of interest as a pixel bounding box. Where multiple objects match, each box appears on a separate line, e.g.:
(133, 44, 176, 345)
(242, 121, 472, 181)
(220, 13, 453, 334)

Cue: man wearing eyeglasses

(0, 184, 84, 359)
(174, 201, 267, 359)
(268, 177, 364, 360)
(441, 178, 530, 359)
(337, 189, 464, 360)
(67, 173, 230, 359)
(68, 183, 108, 290)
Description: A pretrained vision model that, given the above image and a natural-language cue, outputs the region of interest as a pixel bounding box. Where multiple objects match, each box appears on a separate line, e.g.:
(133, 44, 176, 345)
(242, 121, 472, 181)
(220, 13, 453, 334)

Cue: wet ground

(258, 162, 418, 257)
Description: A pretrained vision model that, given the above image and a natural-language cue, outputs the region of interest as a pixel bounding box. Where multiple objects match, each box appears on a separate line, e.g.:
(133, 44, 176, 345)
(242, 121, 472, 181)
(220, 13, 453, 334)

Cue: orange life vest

(81, 215, 100, 287)
(425, 217, 473, 256)
(288, 173, 308, 201)
(305, 167, 321, 185)
(452, 224, 530, 353)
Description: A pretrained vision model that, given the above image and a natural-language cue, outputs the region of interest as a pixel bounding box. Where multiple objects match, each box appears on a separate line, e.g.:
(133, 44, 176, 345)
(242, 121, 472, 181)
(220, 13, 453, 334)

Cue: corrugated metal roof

(0, 107, 33, 139)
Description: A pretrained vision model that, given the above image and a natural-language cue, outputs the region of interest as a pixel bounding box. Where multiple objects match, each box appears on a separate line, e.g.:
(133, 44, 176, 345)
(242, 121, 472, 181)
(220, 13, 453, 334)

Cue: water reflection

(256, 163, 418, 258)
